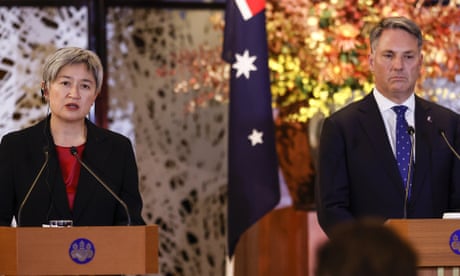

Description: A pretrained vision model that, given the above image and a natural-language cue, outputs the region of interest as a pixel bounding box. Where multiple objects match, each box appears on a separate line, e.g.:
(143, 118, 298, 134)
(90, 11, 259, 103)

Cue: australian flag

(222, 0, 280, 258)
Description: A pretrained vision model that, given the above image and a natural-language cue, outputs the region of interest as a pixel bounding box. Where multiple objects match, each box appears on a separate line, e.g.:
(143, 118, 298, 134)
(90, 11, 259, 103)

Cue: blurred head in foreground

(315, 219, 418, 276)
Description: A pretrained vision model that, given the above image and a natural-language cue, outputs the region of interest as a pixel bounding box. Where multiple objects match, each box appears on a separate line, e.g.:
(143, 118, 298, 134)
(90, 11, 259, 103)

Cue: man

(316, 16, 460, 235)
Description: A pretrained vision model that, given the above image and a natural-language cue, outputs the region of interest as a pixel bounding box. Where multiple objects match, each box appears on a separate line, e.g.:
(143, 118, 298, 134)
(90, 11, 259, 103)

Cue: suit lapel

(72, 120, 109, 222)
(358, 94, 407, 194)
(33, 118, 73, 220)
(47, 151, 73, 219)
(409, 97, 433, 203)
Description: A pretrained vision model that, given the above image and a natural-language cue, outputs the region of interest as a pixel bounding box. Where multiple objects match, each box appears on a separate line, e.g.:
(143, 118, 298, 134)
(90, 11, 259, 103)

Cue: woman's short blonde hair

(42, 47, 103, 93)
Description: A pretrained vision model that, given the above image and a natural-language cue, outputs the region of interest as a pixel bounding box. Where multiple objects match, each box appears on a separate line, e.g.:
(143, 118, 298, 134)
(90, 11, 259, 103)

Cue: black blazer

(0, 117, 145, 226)
(316, 92, 460, 235)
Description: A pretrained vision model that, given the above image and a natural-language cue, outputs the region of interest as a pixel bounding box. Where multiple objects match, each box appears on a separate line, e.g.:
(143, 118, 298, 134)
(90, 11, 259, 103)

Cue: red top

(55, 144, 85, 210)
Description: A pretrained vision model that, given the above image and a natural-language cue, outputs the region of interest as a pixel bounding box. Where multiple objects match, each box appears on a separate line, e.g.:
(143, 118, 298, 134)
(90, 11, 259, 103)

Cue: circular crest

(69, 238, 95, 264)
(449, 230, 460, 255)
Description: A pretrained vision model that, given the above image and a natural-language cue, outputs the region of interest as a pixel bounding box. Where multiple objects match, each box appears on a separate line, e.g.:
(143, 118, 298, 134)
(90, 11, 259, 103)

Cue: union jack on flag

(222, 0, 280, 258)
(235, 0, 265, 20)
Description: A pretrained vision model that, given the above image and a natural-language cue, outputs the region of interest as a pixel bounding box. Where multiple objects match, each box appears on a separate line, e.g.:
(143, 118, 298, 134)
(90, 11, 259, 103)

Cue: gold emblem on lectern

(69, 238, 95, 264)
(449, 232, 460, 255)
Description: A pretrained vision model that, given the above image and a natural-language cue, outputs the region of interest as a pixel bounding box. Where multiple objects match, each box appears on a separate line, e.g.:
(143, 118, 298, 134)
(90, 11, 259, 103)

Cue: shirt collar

(373, 88, 415, 113)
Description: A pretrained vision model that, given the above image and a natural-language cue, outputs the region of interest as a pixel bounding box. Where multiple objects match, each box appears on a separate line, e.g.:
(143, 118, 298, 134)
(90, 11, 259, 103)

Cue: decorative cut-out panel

(0, 6, 87, 136)
(107, 7, 227, 275)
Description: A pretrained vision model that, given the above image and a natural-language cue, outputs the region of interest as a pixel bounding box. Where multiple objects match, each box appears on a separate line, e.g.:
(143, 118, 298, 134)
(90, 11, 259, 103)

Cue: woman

(0, 47, 145, 226)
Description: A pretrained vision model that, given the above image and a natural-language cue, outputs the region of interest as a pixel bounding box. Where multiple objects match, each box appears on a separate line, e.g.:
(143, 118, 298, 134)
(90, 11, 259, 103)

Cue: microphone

(69, 147, 132, 226)
(426, 115, 460, 160)
(407, 126, 415, 136)
(403, 126, 415, 219)
(17, 147, 49, 226)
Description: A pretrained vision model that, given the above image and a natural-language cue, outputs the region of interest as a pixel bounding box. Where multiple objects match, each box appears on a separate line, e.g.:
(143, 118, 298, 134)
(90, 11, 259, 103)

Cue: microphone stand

(17, 149, 49, 226)
(404, 127, 415, 219)
(70, 147, 132, 226)
(440, 130, 460, 160)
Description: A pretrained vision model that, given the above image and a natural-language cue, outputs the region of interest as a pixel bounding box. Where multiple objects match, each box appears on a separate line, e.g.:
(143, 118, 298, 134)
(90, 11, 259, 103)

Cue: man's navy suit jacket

(316, 92, 460, 235)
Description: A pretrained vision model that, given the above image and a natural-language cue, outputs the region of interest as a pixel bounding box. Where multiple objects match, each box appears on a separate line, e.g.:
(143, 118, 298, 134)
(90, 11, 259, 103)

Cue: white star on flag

(232, 49, 257, 79)
(248, 129, 263, 146)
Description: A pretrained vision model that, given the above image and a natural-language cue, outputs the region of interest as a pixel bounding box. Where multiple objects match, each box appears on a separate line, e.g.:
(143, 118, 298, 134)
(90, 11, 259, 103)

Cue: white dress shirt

(373, 89, 415, 158)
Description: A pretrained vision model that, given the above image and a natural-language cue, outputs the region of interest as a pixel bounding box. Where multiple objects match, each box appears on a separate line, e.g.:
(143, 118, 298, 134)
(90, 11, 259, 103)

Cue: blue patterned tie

(392, 105, 412, 195)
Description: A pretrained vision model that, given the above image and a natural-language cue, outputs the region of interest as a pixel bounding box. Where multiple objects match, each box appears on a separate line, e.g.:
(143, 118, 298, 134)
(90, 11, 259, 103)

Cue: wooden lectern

(386, 219, 460, 275)
(0, 225, 158, 275)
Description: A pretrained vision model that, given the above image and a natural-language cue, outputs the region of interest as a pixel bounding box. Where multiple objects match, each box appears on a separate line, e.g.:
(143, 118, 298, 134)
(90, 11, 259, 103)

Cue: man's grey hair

(369, 16, 423, 53)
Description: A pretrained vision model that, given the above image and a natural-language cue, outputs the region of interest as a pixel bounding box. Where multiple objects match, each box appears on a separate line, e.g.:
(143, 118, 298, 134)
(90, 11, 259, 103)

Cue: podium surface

(386, 219, 460, 267)
(0, 225, 158, 275)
